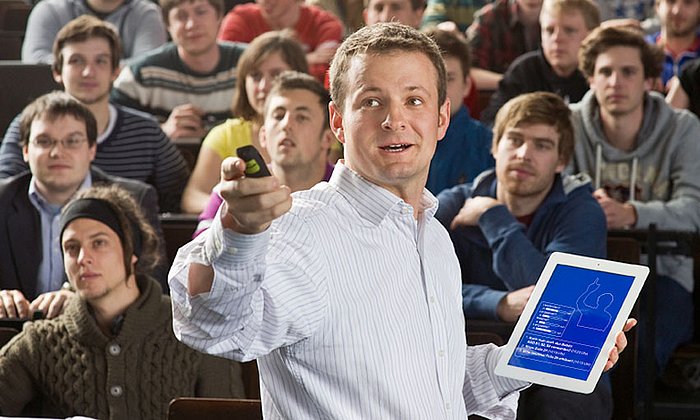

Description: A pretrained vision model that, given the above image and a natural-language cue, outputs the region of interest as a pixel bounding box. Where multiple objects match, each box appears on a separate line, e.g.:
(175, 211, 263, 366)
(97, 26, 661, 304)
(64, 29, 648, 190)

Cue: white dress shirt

(170, 163, 526, 419)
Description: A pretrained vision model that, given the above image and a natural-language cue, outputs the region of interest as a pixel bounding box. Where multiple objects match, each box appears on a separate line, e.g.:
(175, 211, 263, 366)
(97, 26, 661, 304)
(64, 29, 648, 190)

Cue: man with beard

(646, 0, 700, 89)
(436, 92, 610, 419)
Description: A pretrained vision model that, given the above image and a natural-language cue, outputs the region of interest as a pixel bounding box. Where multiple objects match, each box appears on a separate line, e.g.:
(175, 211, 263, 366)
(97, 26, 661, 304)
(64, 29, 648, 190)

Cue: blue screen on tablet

(507, 264, 635, 380)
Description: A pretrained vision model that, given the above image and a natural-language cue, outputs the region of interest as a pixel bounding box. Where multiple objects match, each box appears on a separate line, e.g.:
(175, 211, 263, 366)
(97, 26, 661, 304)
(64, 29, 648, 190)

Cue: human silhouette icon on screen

(576, 278, 613, 331)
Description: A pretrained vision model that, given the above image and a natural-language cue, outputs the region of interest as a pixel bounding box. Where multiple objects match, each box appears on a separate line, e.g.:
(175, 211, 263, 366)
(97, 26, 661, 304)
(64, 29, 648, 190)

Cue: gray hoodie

(569, 90, 700, 292)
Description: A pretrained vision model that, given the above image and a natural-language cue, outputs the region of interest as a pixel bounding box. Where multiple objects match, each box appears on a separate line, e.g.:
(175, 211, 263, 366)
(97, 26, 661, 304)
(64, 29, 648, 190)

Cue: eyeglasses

(30, 136, 87, 150)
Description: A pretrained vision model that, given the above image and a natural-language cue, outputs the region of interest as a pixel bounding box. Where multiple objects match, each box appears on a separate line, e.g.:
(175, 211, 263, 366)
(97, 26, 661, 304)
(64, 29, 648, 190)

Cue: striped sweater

(111, 42, 245, 124)
(0, 105, 190, 212)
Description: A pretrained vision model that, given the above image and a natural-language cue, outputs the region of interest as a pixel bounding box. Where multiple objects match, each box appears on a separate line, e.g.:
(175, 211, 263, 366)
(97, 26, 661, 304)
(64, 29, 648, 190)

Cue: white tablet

(495, 252, 648, 394)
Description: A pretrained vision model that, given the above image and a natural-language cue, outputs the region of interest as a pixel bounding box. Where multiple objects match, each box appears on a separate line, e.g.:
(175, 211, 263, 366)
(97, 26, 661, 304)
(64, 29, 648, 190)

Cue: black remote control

(237, 145, 271, 178)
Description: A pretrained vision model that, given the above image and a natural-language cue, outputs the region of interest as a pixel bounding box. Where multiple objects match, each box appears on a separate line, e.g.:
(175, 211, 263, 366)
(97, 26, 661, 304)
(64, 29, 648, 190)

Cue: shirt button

(446, 402, 451, 410)
(438, 350, 445, 358)
(108, 343, 121, 356)
(226, 246, 238, 254)
(110, 385, 123, 397)
(429, 296, 436, 304)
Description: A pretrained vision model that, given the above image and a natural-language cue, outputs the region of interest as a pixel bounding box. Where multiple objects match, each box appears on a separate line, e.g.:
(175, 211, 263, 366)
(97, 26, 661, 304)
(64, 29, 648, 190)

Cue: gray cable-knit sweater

(0, 275, 245, 419)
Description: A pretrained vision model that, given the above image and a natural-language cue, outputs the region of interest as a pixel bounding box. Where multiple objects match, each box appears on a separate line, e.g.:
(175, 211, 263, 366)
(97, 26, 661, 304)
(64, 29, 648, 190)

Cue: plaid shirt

(467, 0, 540, 74)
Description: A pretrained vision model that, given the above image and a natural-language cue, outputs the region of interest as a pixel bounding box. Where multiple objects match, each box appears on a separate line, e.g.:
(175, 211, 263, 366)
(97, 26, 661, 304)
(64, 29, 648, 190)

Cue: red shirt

(218, 3, 343, 82)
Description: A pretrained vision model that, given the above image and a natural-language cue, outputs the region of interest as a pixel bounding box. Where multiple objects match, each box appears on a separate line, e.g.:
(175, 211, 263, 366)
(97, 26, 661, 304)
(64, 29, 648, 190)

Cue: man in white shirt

(169, 23, 632, 418)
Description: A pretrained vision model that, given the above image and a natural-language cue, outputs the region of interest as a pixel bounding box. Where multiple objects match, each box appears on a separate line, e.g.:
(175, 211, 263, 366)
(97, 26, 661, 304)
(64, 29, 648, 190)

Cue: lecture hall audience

(111, 0, 246, 141)
(21, 0, 167, 64)
(181, 31, 309, 214)
(0, 92, 166, 321)
(1, 15, 190, 213)
(0, 185, 244, 418)
(2, 0, 700, 416)
(218, 0, 343, 81)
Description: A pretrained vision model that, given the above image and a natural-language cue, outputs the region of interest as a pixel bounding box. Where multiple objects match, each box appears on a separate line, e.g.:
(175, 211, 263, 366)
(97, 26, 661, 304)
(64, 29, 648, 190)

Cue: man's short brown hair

(52, 15, 121, 75)
(578, 26, 664, 79)
(329, 22, 446, 112)
(265, 71, 331, 129)
(493, 92, 574, 165)
(423, 28, 471, 79)
(541, 0, 601, 31)
(19, 91, 97, 148)
(232, 30, 309, 122)
(159, 0, 224, 24)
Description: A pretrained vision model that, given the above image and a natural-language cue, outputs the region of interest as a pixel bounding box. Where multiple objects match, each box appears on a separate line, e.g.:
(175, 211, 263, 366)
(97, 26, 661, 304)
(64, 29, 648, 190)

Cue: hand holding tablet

(495, 252, 648, 394)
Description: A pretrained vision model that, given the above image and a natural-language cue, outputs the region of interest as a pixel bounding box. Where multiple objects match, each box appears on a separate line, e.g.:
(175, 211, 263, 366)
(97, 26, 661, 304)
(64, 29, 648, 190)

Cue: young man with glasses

(0, 91, 164, 321)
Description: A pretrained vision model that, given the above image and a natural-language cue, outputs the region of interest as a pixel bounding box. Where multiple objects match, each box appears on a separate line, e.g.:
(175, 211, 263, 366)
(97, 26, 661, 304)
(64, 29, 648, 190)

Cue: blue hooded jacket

(436, 169, 607, 319)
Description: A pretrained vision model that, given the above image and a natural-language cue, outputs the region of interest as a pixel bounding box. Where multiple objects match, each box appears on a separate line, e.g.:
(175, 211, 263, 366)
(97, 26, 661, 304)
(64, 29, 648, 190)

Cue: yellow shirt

(202, 118, 253, 159)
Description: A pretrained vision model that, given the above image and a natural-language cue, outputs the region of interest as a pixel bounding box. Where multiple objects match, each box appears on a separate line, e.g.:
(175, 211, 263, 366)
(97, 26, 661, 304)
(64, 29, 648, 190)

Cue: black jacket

(0, 167, 167, 299)
(481, 49, 589, 125)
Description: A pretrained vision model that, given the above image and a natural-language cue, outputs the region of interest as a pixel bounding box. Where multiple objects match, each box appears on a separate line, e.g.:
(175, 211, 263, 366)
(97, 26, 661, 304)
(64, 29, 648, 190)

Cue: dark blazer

(0, 167, 167, 300)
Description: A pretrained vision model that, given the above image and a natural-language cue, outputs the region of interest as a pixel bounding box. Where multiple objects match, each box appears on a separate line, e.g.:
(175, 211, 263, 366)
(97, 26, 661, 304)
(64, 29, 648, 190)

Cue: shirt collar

(328, 162, 438, 226)
(28, 171, 93, 209)
(97, 104, 117, 145)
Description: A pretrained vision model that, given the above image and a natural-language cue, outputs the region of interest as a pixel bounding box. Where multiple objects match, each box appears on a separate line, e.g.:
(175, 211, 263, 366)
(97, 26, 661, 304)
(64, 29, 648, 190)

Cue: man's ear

(644, 77, 655, 91)
(556, 153, 569, 173)
(22, 144, 29, 163)
(556, 160, 567, 174)
(412, 9, 425, 29)
(329, 102, 346, 144)
(88, 142, 97, 163)
(111, 64, 121, 83)
(259, 126, 268, 149)
(53, 70, 63, 85)
(463, 73, 473, 99)
(437, 98, 450, 141)
(320, 128, 334, 151)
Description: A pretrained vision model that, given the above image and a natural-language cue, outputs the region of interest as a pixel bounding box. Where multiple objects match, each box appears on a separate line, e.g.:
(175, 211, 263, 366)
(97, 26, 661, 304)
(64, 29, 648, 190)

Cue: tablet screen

(506, 264, 635, 380)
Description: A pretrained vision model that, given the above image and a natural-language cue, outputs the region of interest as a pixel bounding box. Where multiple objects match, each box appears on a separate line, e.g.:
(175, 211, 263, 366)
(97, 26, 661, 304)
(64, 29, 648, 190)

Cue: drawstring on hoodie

(595, 143, 602, 190)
